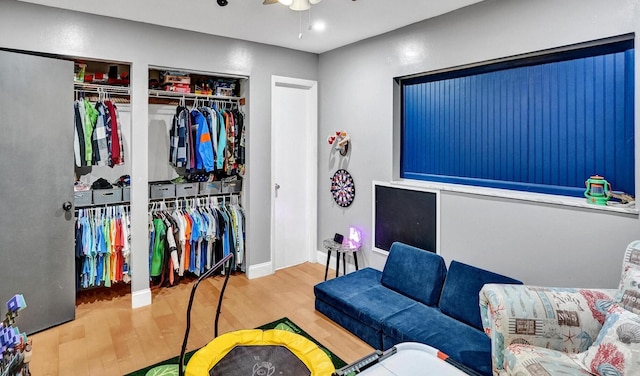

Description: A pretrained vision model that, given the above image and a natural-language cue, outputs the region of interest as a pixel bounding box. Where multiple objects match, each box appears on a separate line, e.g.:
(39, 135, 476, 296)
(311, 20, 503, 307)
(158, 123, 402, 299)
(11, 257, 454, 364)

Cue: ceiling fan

(263, 0, 322, 11)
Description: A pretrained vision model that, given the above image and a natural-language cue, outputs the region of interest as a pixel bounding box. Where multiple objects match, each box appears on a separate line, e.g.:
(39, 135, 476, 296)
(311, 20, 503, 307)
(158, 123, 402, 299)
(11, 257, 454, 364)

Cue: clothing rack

(75, 204, 131, 289)
(75, 201, 130, 214)
(74, 82, 131, 95)
(148, 193, 241, 212)
(148, 193, 246, 286)
(74, 83, 130, 103)
(77, 203, 129, 213)
(148, 89, 243, 106)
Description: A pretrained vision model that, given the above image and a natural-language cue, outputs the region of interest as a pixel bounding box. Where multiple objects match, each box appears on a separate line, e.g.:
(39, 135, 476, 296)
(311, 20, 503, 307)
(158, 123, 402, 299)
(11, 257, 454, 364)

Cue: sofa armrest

(480, 284, 616, 374)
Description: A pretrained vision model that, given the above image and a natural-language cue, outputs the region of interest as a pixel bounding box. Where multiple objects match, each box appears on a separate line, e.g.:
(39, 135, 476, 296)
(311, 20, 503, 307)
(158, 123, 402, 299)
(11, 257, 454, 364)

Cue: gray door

(0, 50, 75, 334)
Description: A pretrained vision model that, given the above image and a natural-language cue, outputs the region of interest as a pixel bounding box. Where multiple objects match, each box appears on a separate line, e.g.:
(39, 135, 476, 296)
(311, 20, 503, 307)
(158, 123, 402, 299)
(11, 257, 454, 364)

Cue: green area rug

(126, 317, 346, 375)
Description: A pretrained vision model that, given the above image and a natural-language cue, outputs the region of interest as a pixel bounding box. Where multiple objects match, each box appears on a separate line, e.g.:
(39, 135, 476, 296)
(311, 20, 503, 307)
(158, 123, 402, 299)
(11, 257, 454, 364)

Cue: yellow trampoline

(185, 329, 334, 376)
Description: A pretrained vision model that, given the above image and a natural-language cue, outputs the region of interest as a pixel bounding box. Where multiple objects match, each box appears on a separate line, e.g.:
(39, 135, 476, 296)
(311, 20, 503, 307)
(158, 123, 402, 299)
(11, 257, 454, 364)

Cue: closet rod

(75, 202, 130, 211)
(148, 193, 241, 204)
(148, 89, 241, 102)
(149, 194, 240, 208)
(74, 83, 131, 95)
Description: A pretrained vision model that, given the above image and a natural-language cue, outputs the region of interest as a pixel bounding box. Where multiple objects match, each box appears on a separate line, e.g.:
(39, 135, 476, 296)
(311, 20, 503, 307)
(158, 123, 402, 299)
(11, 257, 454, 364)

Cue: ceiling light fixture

(277, 0, 321, 12)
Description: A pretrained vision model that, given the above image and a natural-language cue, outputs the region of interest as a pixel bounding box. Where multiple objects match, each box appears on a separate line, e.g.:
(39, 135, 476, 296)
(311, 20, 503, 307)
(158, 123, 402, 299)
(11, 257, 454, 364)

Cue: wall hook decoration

(327, 130, 350, 156)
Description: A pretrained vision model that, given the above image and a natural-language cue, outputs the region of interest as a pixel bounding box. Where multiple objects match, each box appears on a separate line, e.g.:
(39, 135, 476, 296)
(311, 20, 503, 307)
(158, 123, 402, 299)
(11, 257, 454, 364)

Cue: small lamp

(347, 226, 362, 248)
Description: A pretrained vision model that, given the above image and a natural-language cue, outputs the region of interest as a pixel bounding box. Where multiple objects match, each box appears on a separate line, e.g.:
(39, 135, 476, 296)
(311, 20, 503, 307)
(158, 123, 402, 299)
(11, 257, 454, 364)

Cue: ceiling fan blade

(263, 0, 279, 4)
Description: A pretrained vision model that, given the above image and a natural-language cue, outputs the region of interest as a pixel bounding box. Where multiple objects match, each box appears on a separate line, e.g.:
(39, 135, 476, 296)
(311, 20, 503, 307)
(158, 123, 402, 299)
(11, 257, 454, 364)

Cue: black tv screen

(374, 183, 437, 253)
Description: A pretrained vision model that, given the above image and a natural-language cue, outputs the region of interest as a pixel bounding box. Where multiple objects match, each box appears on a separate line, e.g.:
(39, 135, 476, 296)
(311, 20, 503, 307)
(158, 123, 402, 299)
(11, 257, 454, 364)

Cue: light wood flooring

(28, 262, 373, 375)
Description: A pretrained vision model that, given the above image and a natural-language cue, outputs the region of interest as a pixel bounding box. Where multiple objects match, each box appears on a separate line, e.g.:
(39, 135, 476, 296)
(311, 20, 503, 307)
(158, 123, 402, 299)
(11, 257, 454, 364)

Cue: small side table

(323, 238, 361, 281)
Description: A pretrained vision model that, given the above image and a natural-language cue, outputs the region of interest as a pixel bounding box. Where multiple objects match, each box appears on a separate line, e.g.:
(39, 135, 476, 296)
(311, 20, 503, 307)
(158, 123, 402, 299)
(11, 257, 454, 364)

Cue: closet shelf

(74, 82, 131, 95)
(74, 82, 131, 103)
(148, 89, 244, 105)
(74, 85, 244, 105)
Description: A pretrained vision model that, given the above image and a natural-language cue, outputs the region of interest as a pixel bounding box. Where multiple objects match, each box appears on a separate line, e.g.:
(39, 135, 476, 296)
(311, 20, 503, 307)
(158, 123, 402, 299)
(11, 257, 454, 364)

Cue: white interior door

(271, 76, 317, 271)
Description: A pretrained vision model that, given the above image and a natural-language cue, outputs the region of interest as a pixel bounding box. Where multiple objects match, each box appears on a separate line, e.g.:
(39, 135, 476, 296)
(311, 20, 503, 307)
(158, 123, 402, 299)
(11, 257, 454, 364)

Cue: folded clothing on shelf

(91, 177, 113, 190)
(113, 174, 130, 187)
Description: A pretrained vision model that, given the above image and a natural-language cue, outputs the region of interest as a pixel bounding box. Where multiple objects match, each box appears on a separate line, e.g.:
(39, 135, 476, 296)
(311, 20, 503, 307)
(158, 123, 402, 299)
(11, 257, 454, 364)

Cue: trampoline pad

(186, 329, 335, 376)
(210, 345, 310, 375)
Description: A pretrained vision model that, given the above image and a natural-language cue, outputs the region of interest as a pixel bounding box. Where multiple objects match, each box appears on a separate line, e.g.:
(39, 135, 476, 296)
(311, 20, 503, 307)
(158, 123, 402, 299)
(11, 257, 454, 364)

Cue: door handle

(62, 201, 73, 211)
(275, 183, 281, 198)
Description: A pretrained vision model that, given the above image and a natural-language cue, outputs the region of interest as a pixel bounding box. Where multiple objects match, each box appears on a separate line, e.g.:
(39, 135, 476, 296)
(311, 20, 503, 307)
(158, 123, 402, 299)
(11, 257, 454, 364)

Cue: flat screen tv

(372, 181, 439, 254)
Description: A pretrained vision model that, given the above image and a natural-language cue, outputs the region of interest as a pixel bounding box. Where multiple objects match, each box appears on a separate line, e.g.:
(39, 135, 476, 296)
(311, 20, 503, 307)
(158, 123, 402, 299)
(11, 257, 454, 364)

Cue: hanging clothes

(75, 205, 131, 289)
(167, 101, 246, 178)
(148, 196, 245, 288)
(233, 108, 246, 175)
(169, 106, 190, 168)
(73, 96, 126, 168)
(191, 109, 215, 172)
(106, 101, 125, 166)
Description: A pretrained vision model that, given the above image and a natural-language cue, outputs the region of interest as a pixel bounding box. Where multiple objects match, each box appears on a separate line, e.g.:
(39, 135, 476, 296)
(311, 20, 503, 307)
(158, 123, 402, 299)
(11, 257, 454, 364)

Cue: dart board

(330, 169, 355, 207)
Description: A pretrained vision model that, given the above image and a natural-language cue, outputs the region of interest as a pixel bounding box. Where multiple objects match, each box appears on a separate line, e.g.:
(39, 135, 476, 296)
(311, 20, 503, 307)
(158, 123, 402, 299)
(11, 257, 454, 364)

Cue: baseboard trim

(131, 288, 152, 309)
(247, 261, 273, 279)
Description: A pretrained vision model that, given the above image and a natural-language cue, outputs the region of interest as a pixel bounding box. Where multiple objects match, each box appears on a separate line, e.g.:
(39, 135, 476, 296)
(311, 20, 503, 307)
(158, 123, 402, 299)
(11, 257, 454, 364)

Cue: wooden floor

(29, 262, 373, 375)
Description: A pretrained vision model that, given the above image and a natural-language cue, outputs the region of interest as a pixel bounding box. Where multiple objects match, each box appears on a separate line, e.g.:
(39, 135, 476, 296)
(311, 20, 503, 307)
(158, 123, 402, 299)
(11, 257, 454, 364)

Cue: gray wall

(0, 0, 318, 299)
(318, 0, 640, 289)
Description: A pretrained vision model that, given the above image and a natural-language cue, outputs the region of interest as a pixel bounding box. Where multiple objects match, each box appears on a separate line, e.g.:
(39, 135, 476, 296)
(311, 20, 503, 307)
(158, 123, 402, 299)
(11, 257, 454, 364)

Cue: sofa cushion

(614, 266, 640, 314)
(315, 299, 383, 349)
(439, 260, 522, 331)
(380, 242, 447, 306)
(575, 304, 640, 376)
(381, 303, 492, 376)
(314, 267, 383, 301)
(314, 267, 417, 331)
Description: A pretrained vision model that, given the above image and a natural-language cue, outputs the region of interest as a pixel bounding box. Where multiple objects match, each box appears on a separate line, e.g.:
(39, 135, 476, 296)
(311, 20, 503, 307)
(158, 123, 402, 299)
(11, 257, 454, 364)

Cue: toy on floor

(0, 294, 31, 376)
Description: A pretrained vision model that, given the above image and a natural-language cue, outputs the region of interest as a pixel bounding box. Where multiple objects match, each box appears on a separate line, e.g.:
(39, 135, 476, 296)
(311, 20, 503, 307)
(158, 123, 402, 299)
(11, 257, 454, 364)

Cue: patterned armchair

(480, 283, 616, 375)
(479, 241, 640, 376)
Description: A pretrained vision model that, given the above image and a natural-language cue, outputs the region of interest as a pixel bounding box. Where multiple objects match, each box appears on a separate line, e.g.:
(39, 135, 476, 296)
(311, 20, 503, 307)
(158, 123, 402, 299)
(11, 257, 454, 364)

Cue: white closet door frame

(270, 75, 318, 272)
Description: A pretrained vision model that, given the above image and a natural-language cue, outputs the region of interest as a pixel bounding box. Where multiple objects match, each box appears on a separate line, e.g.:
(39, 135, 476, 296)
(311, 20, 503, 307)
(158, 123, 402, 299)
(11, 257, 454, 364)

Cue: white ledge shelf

(390, 180, 638, 216)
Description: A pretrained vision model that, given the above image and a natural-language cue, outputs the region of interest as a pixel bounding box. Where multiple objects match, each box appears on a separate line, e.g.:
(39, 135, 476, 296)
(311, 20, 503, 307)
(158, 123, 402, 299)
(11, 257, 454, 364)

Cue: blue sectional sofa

(314, 242, 522, 376)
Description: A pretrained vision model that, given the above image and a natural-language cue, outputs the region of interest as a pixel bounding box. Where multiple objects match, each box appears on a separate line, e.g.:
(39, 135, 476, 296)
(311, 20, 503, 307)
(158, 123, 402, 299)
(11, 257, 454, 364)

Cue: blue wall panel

(401, 47, 635, 197)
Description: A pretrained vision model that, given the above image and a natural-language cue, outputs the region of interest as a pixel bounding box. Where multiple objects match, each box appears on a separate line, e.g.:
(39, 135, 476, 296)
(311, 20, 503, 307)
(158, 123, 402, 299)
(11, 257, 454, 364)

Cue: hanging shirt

(150, 217, 166, 277)
(82, 99, 98, 166)
(203, 107, 219, 166)
(122, 210, 131, 283)
(190, 110, 215, 172)
(106, 100, 125, 166)
(215, 109, 227, 170)
(170, 107, 189, 168)
(92, 102, 110, 166)
(74, 101, 86, 167)
(233, 109, 246, 174)
(224, 111, 236, 174)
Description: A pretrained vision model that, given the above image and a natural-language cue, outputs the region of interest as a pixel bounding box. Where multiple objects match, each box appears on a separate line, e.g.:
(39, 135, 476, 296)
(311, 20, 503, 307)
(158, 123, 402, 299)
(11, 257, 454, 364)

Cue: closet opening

(147, 65, 249, 291)
(73, 58, 134, 298)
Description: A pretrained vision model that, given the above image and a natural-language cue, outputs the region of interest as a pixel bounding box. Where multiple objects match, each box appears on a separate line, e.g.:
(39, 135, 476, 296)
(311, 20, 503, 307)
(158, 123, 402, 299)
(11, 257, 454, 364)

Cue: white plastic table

(356, 343, 470, 376)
